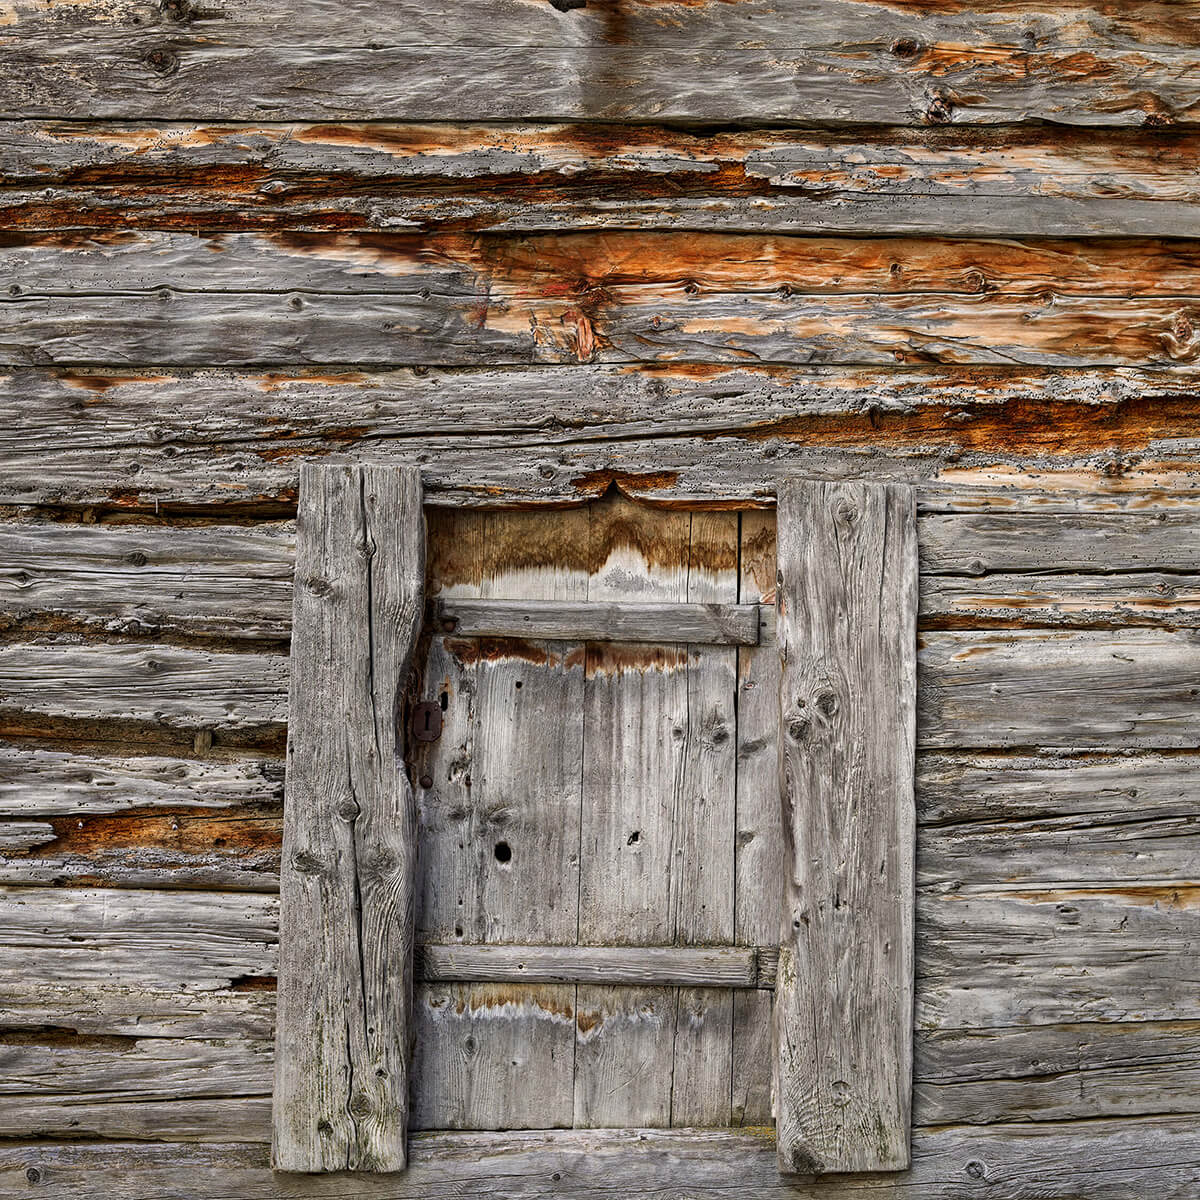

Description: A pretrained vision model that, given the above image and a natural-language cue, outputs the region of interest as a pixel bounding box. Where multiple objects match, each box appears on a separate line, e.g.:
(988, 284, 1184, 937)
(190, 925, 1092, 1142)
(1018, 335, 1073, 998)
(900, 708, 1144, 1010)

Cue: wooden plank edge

(435, 598, 760, 644)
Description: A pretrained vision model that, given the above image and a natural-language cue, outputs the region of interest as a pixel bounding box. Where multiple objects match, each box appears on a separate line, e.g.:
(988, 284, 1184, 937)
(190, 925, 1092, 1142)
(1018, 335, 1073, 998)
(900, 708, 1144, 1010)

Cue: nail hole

(494, 841, 512, 863)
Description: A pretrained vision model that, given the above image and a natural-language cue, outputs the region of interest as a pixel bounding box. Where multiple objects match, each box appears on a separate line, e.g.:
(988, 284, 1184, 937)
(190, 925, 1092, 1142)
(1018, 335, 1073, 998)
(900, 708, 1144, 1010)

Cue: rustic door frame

(272, 466, 917, 1177)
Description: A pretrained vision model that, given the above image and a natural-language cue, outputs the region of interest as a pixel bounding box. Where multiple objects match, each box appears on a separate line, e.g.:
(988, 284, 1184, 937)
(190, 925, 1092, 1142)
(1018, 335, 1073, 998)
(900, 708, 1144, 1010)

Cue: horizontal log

(0, 523, 293, 640)
(914, 1021, 1200, 1126)
(5, 365, 1200, 512)
(10, 230, 1200, 298)
(1, 876, 1194, 1031)
(919, 512, 1200, 574)
(6, 232, 1200, 368)
(0, 643, 288, 734)
(918, 629, 1200, 748)
(4, 747, 1195, 892)
(7, 517, 1200, 650)
(1, 1119, 1198, 1198)
(11, 0, 1199, 54)
(0, 1036, 273, 1142)
(416, 944, 777, 988)
(5, 26, 1200, 127)
(436, 599, 760, 645)
(921, 573, 1200, 628)
(7, 629, 1200, 748)
(6, 122, 1200, 238)
(2, 1018, 1198, 1143)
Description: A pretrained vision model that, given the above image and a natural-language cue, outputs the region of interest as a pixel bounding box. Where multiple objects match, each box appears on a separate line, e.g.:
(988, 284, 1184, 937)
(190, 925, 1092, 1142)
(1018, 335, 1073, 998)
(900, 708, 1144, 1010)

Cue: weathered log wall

(2, 0, 1200, 1192)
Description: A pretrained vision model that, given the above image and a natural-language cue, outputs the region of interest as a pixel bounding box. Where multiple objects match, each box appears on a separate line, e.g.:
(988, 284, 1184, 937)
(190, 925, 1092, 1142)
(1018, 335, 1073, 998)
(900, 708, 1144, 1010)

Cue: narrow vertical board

(671, 511, 739, 1126)
(272, 464, 424, 1174)
(576, 497, 691, 1127)
(733, 510, 782, 1127)
(774, 479, 917, 1175)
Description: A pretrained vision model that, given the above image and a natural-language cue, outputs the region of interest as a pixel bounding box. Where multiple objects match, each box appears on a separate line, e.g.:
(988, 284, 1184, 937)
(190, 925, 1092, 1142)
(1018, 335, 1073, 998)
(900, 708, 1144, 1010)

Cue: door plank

(272, 463, 424, 1173)
(774, 479, 918, 1174)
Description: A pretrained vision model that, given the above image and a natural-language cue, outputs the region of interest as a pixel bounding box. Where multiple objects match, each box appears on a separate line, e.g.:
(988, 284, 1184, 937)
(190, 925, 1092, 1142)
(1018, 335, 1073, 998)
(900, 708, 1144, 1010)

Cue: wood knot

(890, 38, 920, 58)
(25, 1167, 41, 1184)
(160, 0, 192, 20)
(125, 551, 148, 567)
(143, 47, 179, 75)
(306, 576, 333, 597)
(966, 1160, 986, 1180)
(548, 0, 586, 9)
(925, 91, 955, 124)
(348, 1092, 374, 1118)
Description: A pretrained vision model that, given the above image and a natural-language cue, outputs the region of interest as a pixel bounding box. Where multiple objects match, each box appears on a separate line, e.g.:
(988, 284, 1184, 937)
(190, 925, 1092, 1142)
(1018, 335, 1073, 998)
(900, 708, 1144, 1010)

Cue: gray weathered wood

(0, 522, 294, 639)
(6, 26, 1200, 127)
(5, 1017, 1198, 1143)
(412, 507, 585, 1129)
(2, 1119, 1198, 1199)
(417, 943, 773, 988)
(272, 463, 423, 1173)
(0, 643, 287, 733)
(8, 122, 1200, 238)
(436, 598, 759, 645)
(775, 478, 918, 1173)
(5, 365, 1200, 513)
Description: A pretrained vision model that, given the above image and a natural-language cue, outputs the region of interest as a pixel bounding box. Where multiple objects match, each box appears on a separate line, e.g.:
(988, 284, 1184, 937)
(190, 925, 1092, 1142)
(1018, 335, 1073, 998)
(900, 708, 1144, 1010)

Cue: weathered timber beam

(5, 36, 1199, 127)
(3, 1119, 1198, 1199)
(6, 122, 1200, 237)
(416, 943, 779, 988)
(774, 478, 918, 1173)
(435, 598, 760, 645)
(8, 629, 1200, 747)
(273, 464, 423, 1174)
(8, 517, 1200, 646)
(6, 365, 1200, 513)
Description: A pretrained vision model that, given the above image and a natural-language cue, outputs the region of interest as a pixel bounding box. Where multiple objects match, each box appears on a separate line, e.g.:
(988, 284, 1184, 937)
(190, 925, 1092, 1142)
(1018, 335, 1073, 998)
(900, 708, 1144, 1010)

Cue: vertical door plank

(774, 479, 917, 1175)
(273, 464, 424, 1174)
(415, 508, 484, 945)
(670, 510, 739, 1126)
(732, 509, 781, 1127)
(576, 495, 690, 1127)
(411, 508, 586, 1130)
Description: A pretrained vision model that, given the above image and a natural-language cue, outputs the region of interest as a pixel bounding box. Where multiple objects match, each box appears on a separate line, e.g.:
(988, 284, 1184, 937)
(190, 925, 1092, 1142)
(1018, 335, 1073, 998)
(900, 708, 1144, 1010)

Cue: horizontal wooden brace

(415, 943, 780, 989)
(434, 598, 761, 645)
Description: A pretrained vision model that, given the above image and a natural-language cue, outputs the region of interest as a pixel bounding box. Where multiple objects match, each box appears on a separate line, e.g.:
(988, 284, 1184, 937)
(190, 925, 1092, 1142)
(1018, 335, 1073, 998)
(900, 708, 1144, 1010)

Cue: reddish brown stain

(14, 807, 283, 865)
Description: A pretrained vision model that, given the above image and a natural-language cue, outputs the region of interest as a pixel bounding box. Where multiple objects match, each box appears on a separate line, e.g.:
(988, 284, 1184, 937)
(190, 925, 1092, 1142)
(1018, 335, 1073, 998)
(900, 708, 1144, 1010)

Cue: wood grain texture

(2, 1119, 1198, 1199)
(417, 944, 773, 988)
(272, 463, 423, 1173)
(775, 479, 918, 1173)
(5, 24, 1200, 127)
(436, 598, 759, 645)
(8, 231, 1200, 369)
(7, 365, 1200, 513)
(0, 522, 294, 639)
(8, 122, 1200, 238)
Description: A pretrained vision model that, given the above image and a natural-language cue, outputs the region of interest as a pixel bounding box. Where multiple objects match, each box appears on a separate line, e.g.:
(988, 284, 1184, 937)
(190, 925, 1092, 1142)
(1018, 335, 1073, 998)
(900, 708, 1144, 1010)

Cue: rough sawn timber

(774, 479, 918, 1173)
(1, 1120, 1198, 1199)
(272, 464, 423, 1173)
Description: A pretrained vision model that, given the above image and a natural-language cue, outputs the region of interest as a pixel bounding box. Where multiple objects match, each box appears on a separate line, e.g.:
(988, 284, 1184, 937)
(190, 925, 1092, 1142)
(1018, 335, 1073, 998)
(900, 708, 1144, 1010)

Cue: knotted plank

(272, 463, 423, 1173)
(775, 478, 918, 1173)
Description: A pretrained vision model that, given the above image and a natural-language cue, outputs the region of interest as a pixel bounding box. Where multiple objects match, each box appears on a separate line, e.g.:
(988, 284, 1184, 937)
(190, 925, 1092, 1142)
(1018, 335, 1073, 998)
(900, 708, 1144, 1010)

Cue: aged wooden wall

(2, 0, 1200, 1193)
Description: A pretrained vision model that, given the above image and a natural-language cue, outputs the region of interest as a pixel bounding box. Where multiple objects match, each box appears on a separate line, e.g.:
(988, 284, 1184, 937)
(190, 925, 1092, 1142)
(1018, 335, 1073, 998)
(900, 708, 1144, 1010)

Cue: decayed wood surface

(1, 1120, 1197, 1200)
(775, 480, 918, 1173)
(273, 464, 423, 1173)
(7, 231, 1200, 370)
(7, 365, 1200, 512)
(6, 1, 1200, 128)
(7, 123, 1200, 238)
(435, 598, 759, 645)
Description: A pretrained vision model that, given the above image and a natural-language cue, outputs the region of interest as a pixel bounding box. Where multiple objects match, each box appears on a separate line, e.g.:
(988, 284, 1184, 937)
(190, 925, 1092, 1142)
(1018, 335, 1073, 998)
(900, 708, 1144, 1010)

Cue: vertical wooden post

(773, 478, 917, 1175)
(273, 464, 424, 1173)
